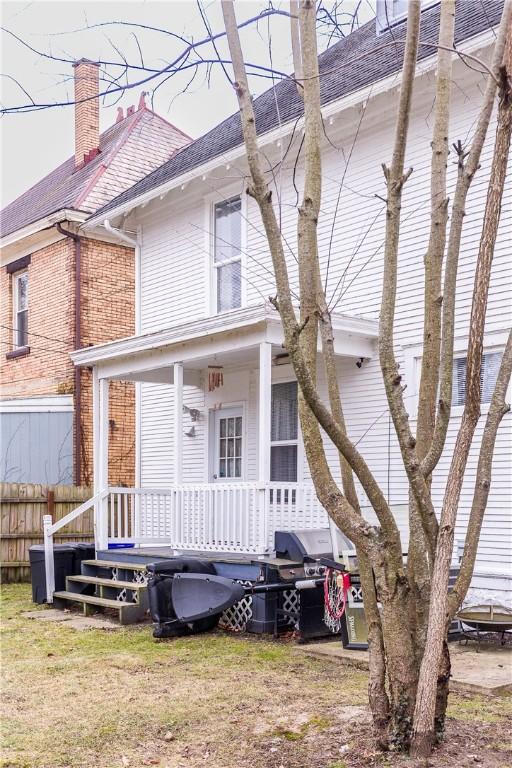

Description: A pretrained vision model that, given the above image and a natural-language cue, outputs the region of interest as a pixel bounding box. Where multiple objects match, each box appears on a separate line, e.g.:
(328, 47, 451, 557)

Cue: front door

(212, 407, 243, 481)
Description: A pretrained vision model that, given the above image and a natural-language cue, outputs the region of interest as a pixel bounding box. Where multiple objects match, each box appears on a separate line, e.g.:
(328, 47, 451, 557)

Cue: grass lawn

(1, 584, 511, 768)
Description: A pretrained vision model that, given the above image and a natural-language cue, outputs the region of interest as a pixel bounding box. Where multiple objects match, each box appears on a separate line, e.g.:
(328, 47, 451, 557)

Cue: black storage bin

(29, 544, 75, 604)
(70, 542, 96, 574)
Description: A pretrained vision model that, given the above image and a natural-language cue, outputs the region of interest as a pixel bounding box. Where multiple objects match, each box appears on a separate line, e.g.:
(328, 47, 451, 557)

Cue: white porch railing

(104, 482, 329, 552)
(42, 482, 329, 602)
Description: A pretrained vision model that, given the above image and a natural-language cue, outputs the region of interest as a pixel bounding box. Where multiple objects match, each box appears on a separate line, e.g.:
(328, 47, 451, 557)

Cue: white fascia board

(83, 29, 495, 229)
(71, 305, 272, 367)
(0, 209, 88, 253)
(0, 395, 74, 413)
(70, 302, 378, 371)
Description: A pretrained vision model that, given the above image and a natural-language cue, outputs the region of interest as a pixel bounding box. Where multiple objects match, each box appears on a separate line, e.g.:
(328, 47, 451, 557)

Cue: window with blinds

(270, 381, 298, 482)
(213, 196, 242, 313)
(452, 351, 503, 407)
(13, 271, 28, 348)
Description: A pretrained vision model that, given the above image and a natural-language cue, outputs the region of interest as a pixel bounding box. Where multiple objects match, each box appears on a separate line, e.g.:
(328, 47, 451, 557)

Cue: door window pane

(218, 414, 242, 479)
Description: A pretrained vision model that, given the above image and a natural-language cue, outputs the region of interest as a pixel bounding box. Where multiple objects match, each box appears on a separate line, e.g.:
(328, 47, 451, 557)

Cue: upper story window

(376, 0, 439, 34)
(452, 351, 502, 407)
(13, 271, 28, 349)
(214, 196, 242, 313)
(270, 381, 298, 482)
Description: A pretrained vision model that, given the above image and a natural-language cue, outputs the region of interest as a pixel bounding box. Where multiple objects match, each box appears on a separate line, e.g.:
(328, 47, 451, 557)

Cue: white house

(61, 2, 510, 606)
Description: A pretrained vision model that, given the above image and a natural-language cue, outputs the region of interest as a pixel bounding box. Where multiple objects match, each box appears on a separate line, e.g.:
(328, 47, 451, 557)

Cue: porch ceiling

(70, 302, 378, 382)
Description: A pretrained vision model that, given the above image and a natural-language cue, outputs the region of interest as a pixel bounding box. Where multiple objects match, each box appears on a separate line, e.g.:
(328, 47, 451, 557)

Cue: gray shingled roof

(92, 0, 502, 221)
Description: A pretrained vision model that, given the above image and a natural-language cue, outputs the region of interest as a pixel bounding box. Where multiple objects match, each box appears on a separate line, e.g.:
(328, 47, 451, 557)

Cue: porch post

(258, 342, 272, 550)
(93, 372, 109, 550)
(173, 362, 183, 483)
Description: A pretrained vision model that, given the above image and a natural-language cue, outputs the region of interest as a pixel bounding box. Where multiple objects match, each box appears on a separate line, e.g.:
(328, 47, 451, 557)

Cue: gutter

(56, 223, 83, 486)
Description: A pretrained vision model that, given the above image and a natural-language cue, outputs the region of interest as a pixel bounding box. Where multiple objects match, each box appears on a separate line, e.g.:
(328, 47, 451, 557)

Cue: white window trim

(270, 378, 302, 484)
(204, 188, 247, 316)
(403, 331, 510, 420)
(0, 395, 73, 413)
(12, 269, 28, 349)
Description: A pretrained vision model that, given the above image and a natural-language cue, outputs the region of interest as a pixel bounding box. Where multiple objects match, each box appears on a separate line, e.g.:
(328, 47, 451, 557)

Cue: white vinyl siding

(137, 62, 511, 577)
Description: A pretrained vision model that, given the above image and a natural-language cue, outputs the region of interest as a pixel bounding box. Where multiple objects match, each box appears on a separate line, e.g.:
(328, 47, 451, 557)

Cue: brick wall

(0, 232, 135, 487)
(80, 237, 135, 487)
(0, 238, 75, 396)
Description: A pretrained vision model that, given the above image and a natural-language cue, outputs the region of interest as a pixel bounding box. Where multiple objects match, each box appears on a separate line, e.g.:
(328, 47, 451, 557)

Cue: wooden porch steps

(67, 575, 147, 590)
(52, 559, 150, 625)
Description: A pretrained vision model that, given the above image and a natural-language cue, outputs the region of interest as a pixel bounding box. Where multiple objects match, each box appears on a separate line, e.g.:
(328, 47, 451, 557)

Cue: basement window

(213, 196, 242, 313)
(13, 271, 28, 349)
(452, 351, 503, 407)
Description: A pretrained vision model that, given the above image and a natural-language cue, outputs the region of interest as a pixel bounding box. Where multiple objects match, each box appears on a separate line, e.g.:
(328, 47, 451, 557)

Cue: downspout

(56, 222, 83, 486)
(103, 220, 141, 489)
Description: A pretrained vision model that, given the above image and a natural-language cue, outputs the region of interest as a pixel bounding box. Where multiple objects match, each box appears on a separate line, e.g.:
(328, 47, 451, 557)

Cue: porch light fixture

(185, 426, 196, 438)
(182, 405, 201, 421)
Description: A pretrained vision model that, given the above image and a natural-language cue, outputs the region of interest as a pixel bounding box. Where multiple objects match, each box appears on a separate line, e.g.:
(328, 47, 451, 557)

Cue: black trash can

(70, 542, 96, 574)
(29, 544, 75, 604)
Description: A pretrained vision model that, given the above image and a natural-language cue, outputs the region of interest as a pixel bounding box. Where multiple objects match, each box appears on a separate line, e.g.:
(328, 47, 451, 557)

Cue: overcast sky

(1, 0, 375, 207)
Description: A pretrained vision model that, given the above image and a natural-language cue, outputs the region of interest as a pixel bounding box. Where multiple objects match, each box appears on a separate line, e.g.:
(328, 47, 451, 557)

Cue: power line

(0, 339, 70, 356)
(0, 324, 70, 347)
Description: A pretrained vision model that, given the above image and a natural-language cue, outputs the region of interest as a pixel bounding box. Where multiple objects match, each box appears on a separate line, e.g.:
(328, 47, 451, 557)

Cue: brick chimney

(73, 59, 100, 167)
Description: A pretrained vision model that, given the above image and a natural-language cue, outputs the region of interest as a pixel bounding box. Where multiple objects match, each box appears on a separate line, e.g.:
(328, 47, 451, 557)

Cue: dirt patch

(2, 585, 512, 768)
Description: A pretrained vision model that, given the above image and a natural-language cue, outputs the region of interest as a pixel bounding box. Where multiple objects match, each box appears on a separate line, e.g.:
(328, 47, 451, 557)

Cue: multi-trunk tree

(3, 0, 511, 758)
(222, 0, 512, 757)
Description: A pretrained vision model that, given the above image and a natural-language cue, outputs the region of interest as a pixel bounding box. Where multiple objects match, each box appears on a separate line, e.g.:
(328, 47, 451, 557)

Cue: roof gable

(0, 105, 190, 239)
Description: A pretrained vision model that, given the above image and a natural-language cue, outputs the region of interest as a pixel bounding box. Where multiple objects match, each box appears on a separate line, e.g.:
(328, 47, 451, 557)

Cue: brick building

(0, 59, 190, 486)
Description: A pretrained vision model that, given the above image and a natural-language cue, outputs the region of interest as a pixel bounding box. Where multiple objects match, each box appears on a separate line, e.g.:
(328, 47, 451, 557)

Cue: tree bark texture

(411, 22, 512, 756)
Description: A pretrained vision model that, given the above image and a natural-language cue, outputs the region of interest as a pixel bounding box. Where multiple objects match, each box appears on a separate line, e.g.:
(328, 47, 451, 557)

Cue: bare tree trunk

(407, 0, 455, 671)
(448, 329, 512, 617)
(421, 0, 512, 477)
(411, 29, 512, 756)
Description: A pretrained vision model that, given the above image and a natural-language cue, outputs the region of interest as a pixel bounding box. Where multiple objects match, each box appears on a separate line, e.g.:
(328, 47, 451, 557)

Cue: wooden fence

(1, 483, 93, 582)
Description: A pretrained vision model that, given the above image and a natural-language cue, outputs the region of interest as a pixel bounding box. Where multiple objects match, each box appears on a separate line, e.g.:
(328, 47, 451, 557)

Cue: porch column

(173, 362, 183, 483)
(93, 370, 109, 549)
(259, 342, 272, 551)
(258, 342, 272, 483)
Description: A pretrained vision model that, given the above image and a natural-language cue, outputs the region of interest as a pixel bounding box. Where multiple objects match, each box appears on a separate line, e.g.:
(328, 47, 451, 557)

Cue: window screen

(270, 381, 298, 482)
(214, 197, 242, 313)
(452, 351, 503, 406)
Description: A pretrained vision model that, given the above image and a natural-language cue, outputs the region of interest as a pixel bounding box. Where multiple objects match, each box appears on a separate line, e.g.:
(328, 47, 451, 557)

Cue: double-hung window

(13, 271, 28, 349)
(270, 381, 298, 482)
(213, 196, 242, 313)
(452, 351, 503, 407)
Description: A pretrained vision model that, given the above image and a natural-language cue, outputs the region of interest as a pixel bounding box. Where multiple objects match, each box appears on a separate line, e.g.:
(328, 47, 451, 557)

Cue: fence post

(43, 514, 55, 603)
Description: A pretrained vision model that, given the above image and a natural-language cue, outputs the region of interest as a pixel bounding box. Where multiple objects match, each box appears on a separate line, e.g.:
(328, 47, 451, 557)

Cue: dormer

(376, 0, 440, 35)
